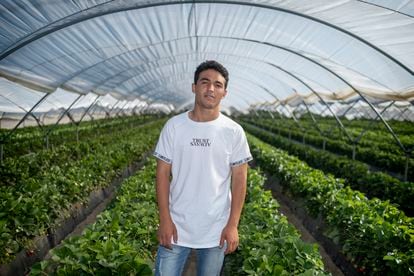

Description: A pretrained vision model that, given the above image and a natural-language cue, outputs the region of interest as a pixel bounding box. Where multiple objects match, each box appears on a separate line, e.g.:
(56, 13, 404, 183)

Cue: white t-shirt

(153, 111, 252, 248)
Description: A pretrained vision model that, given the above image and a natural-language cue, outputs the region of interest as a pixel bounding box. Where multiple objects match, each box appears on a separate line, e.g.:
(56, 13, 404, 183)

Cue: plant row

(241, 122, 414, 216)
(224, 169, 329, 275)
(253, 111, 414, 136)
(32, 158, 329, 275)
(30, 160, 160, 275)
(246, 115, 412, 155)
(241, 117, 414, 181)
(247, 133, 414, 275)
(0, 115, 159, 158)
(243, 115, 414, 156)
(0, 119, 164, 264)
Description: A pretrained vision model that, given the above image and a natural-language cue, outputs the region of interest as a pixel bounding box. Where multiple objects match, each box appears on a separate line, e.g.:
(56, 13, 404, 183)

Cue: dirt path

(268, 186, 344, 276)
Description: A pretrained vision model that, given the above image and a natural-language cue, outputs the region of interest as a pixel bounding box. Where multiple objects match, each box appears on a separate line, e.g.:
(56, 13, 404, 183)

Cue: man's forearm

(156, 179, 171, 222)
(227, 163, 248, 227)
(156, 160, 172, 222)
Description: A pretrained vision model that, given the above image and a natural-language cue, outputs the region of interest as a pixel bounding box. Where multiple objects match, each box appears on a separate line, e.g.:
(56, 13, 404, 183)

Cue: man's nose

(207, 82, 215, 91)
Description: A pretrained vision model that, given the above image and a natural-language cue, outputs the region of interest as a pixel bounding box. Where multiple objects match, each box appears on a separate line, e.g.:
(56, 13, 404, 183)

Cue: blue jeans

(155, 244, 225, 276)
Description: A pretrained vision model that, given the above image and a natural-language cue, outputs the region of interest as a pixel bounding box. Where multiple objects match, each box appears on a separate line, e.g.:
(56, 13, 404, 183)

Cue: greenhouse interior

(0, 0, 413, 275)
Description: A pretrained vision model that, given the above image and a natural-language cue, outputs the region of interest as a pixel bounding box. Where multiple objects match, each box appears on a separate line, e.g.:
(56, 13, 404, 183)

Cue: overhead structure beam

(265, 61, 355, 144)
(59, 36, 370, 98)
(357, 0, 414, 18)
(0, 1, 411, 78)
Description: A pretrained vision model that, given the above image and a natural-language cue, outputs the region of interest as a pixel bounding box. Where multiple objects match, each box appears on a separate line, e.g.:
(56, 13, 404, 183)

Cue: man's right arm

(155, 158, 177, 249)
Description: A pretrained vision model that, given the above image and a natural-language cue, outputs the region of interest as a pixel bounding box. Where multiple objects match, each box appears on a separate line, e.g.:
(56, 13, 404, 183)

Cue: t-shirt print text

(190, 138, 211, 147)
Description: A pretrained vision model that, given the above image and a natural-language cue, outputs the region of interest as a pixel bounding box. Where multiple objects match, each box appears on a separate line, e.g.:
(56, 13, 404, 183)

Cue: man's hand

(156, 159, 176, 249)
(219, 163, 247, 255)
(157, 218, 178, 249)
(219, 224, 239, 254)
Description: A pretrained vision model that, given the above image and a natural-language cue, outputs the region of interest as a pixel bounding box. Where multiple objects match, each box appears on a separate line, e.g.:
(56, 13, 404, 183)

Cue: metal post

(136, 102, 149, 115)
(132, 104, 140, 116)
(107, 99, 121, 119)
(302, 101, 323, 135)
(354, 101, 395, 145)
(0, 143, 3, 165)
(404, 154, 409, 182)
(2, 93, 50, 142)
(361, 99, 407, 152)
(75, 95, 100, 140)
(43, 94, 83, 147)
(115, 101, 129, 118)
(45, 95, 82, 134)
(78, 96, 100, 124)
(66, 109, 77, 125)
(288, 104, 306, 133)
(0, 93, 50, 160)
(0, 94, 40, 128)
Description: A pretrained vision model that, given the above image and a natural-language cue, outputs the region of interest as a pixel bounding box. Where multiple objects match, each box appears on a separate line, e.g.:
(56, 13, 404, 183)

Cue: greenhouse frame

(0, 0, 413, 275)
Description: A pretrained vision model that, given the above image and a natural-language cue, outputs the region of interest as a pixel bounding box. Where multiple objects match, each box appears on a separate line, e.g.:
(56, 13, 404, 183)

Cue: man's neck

(189, 107, 220, 122)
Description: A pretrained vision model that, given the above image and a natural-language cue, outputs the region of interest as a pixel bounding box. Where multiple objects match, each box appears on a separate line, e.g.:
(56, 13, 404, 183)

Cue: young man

(153, 60, 252, 275)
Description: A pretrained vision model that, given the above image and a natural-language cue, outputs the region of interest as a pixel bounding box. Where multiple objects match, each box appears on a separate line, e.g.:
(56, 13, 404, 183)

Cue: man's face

(192, 69, 227, 110)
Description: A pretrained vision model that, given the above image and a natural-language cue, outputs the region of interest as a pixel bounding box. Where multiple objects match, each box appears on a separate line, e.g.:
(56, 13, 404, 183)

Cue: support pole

(78, 96, 100, 124)
(2, 93, 50, 142)
(395, 107, 408, 121)
(75, 95, 100, 142)
(0, 94, 41, 128)
(107, 99, 121, 119)
(44, 94, 83, 148)
(404, 154, 409, 182)
(354, 101, 394, 145)
(361, 99, 407, 152)
(0, 93, 50, 161)
(0, 143, 3, 165)
(302, 101, 323, 135)
(115, 101, 129, 118)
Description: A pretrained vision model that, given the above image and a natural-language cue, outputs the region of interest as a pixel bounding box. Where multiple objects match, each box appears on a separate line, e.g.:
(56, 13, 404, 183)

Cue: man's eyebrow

(199, 77, 224, 84)
(198, 77, 225, 86)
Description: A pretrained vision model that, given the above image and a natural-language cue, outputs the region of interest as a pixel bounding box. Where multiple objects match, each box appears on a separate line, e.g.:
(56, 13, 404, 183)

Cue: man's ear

(223, 89, 228, 98)
(192, 83, 195, 94)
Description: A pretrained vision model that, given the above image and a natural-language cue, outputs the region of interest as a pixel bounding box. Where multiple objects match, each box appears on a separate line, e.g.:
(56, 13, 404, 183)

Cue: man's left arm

(220, 162, 248, 254)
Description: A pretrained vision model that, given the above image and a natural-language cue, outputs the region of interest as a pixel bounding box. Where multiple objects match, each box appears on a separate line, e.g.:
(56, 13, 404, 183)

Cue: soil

(42, 162, 345, 276)
(267, 185, 344, 276)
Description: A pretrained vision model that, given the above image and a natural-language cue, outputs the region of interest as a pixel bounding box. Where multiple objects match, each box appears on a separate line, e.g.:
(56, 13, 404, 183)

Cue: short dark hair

(194, 60, 229, 89)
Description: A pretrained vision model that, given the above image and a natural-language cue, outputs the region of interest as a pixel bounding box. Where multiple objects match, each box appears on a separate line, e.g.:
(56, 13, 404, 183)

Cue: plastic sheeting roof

(0, 0, 413, 114)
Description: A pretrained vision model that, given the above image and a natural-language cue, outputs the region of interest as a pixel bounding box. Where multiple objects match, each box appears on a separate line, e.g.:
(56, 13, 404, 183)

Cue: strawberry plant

(224, 169, 328, 275)
(241, 121, 414, 216)
(247, 134, 414, 274)
(30, 161, 159, 275)
(0, 119, 165, 264)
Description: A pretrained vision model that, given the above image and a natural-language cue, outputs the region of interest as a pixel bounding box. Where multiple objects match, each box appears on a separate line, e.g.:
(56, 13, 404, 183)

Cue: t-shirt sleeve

(153, 120, 174, 164)
(230, 126, 253, 167)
